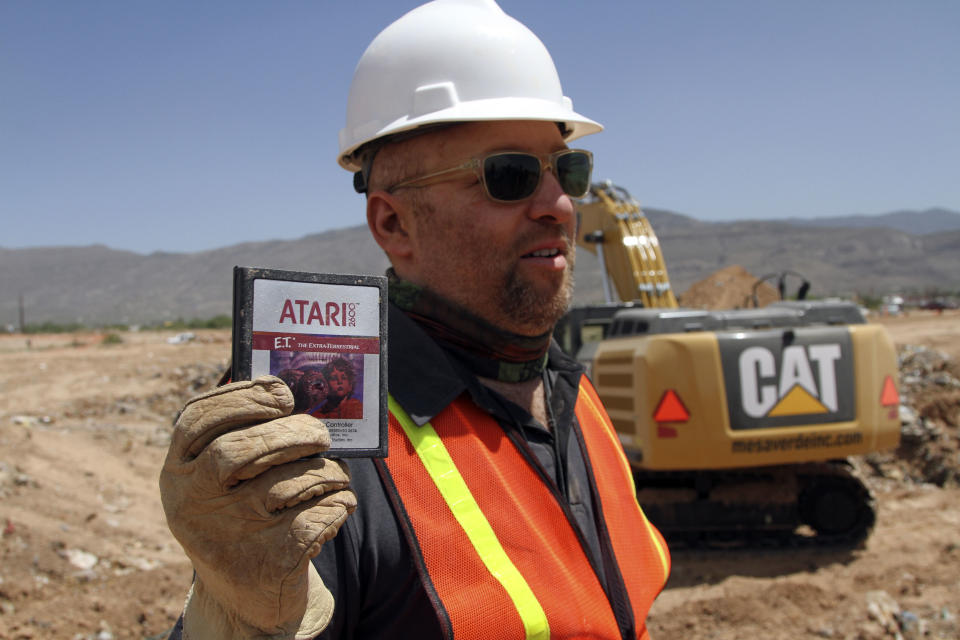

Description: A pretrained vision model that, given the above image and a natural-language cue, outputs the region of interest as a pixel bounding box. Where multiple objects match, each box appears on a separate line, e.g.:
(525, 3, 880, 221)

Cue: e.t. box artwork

(232, 266, 387, 457)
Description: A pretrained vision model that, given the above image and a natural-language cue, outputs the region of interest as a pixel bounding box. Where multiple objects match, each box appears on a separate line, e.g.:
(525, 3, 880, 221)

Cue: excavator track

(635, 460, 876, 550)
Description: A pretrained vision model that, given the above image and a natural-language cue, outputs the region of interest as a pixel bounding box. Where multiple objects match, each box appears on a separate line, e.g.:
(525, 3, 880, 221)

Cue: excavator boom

(576, 182, 678, 308)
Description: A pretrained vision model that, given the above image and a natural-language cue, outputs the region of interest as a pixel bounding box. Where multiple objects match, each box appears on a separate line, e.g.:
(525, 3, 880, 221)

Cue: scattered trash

(10, 415, 54, 427)
(97, 485, 131, 514)
(897, 610, 920, 634)
(866, 590, 901, 636)
(62, 548, 99, 571)
(861, 345, 960, 487)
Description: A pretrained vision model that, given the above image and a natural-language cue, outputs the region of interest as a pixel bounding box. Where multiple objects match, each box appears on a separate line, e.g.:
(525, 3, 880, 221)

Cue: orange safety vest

(379, 379, 670, 639)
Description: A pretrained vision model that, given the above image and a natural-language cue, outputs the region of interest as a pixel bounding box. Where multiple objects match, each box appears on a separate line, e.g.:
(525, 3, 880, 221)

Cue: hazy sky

(2, 1, 958, 254)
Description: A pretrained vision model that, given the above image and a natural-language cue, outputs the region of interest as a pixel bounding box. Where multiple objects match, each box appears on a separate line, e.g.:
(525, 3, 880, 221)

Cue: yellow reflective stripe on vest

(388, 395, 549, 640)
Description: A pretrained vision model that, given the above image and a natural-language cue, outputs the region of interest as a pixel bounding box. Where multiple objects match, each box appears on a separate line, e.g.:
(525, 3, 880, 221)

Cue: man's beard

(409, 195, 577, 335)
(496, 250, 575, 334)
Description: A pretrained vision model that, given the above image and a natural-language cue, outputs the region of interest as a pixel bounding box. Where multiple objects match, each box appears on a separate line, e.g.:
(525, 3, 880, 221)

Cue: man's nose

(526, 168, 575, 226)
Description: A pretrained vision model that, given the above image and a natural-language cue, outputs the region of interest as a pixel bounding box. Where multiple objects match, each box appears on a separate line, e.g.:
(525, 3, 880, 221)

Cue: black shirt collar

(387, 303, 466, 426)
(387, 302, 584, 427)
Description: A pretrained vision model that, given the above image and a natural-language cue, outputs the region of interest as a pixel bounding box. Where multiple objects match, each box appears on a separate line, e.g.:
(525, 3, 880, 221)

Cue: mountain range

(2, 208, 959, 327)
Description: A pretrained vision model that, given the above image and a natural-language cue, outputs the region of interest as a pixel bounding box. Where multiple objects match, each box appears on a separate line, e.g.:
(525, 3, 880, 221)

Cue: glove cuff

(182, 563, 334, 640)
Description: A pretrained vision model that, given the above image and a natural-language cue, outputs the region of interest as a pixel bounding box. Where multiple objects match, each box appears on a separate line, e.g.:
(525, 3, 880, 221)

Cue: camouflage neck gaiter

(387, 269, 550, 383)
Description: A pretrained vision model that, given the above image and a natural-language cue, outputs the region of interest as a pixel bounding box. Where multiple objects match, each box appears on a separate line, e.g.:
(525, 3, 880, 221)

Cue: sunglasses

(387, 149, 593, 203)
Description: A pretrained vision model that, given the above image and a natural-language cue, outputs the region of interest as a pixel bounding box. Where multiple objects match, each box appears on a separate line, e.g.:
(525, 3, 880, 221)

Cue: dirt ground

(0, 311, 958, 639)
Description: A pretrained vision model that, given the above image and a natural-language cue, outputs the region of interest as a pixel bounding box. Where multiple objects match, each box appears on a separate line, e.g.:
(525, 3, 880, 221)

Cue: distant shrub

(102, 332, 124, 345)
(20, 314, 231, 335)
(857, 294, 883, 311)
(152, 314, 232, 330)
(23, 321, 86, 334)
(196, 314, 232, 329)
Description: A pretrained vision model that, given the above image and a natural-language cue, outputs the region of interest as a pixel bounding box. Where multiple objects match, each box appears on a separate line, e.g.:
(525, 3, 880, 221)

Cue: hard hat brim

(338, 97, 602, 171)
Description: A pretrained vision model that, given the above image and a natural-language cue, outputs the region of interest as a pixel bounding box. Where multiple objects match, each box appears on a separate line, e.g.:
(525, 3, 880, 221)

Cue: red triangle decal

(653, 389, 690, 422)
(880, 375, 900, 407)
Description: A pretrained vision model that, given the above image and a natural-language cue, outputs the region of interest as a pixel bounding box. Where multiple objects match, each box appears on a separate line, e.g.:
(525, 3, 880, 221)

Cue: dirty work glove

(159, 375, 356, 639)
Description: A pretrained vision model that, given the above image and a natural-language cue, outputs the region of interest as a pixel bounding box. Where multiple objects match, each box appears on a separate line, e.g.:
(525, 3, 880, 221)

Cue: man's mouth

(523, 248, 561, 258)
(519, 244, 569, 272)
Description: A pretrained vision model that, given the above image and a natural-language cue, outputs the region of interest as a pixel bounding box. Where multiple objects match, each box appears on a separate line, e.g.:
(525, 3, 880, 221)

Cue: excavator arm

(576, 182, 678, 308)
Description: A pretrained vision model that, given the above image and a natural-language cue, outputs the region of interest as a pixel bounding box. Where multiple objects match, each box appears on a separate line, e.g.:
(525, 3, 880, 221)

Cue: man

(159, 1, 670, 638)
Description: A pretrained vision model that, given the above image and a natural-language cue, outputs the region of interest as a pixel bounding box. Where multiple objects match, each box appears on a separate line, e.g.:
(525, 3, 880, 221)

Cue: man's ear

(367, 191, 415, 263)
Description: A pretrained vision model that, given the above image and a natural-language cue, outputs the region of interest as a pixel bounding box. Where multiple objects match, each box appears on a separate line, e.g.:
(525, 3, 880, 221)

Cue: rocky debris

(865, 589, 903, 637)
(72, 620, 116, 640)
(135, 360, 225, 424)
(168, 361, 225, 393)
(166, 332, 196, 345)
(861, 345, 960, 488)
(49, 360, 225, 424)
(859, 589, 958, 640)
(10, 415, 53, 426)
(0, 463, 38, 498)
(145, 427, 172, 448)
(61, 548, 99, 571)
(97, 483, 131, 514)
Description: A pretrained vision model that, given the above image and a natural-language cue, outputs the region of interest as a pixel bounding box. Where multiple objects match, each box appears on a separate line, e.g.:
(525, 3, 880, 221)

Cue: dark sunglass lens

(556, 152, 592, 197)
(484, 153, 541, 201)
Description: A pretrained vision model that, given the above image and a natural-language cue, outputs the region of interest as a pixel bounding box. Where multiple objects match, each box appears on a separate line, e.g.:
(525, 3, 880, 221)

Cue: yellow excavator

(558, 182, 901, 546)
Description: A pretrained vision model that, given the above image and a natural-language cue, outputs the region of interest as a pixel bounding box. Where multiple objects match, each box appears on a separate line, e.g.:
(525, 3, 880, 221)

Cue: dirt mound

(678, 264, 780, 310)
(0, 330, 228, 639)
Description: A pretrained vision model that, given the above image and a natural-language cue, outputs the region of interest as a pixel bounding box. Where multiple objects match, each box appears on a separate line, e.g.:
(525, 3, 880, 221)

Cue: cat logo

(719, 328, 855, 430)
(739, 344, 841, 418)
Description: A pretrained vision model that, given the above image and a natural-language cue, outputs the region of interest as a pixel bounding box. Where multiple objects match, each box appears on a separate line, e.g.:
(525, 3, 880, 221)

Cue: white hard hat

(338, 0, 602, 171)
